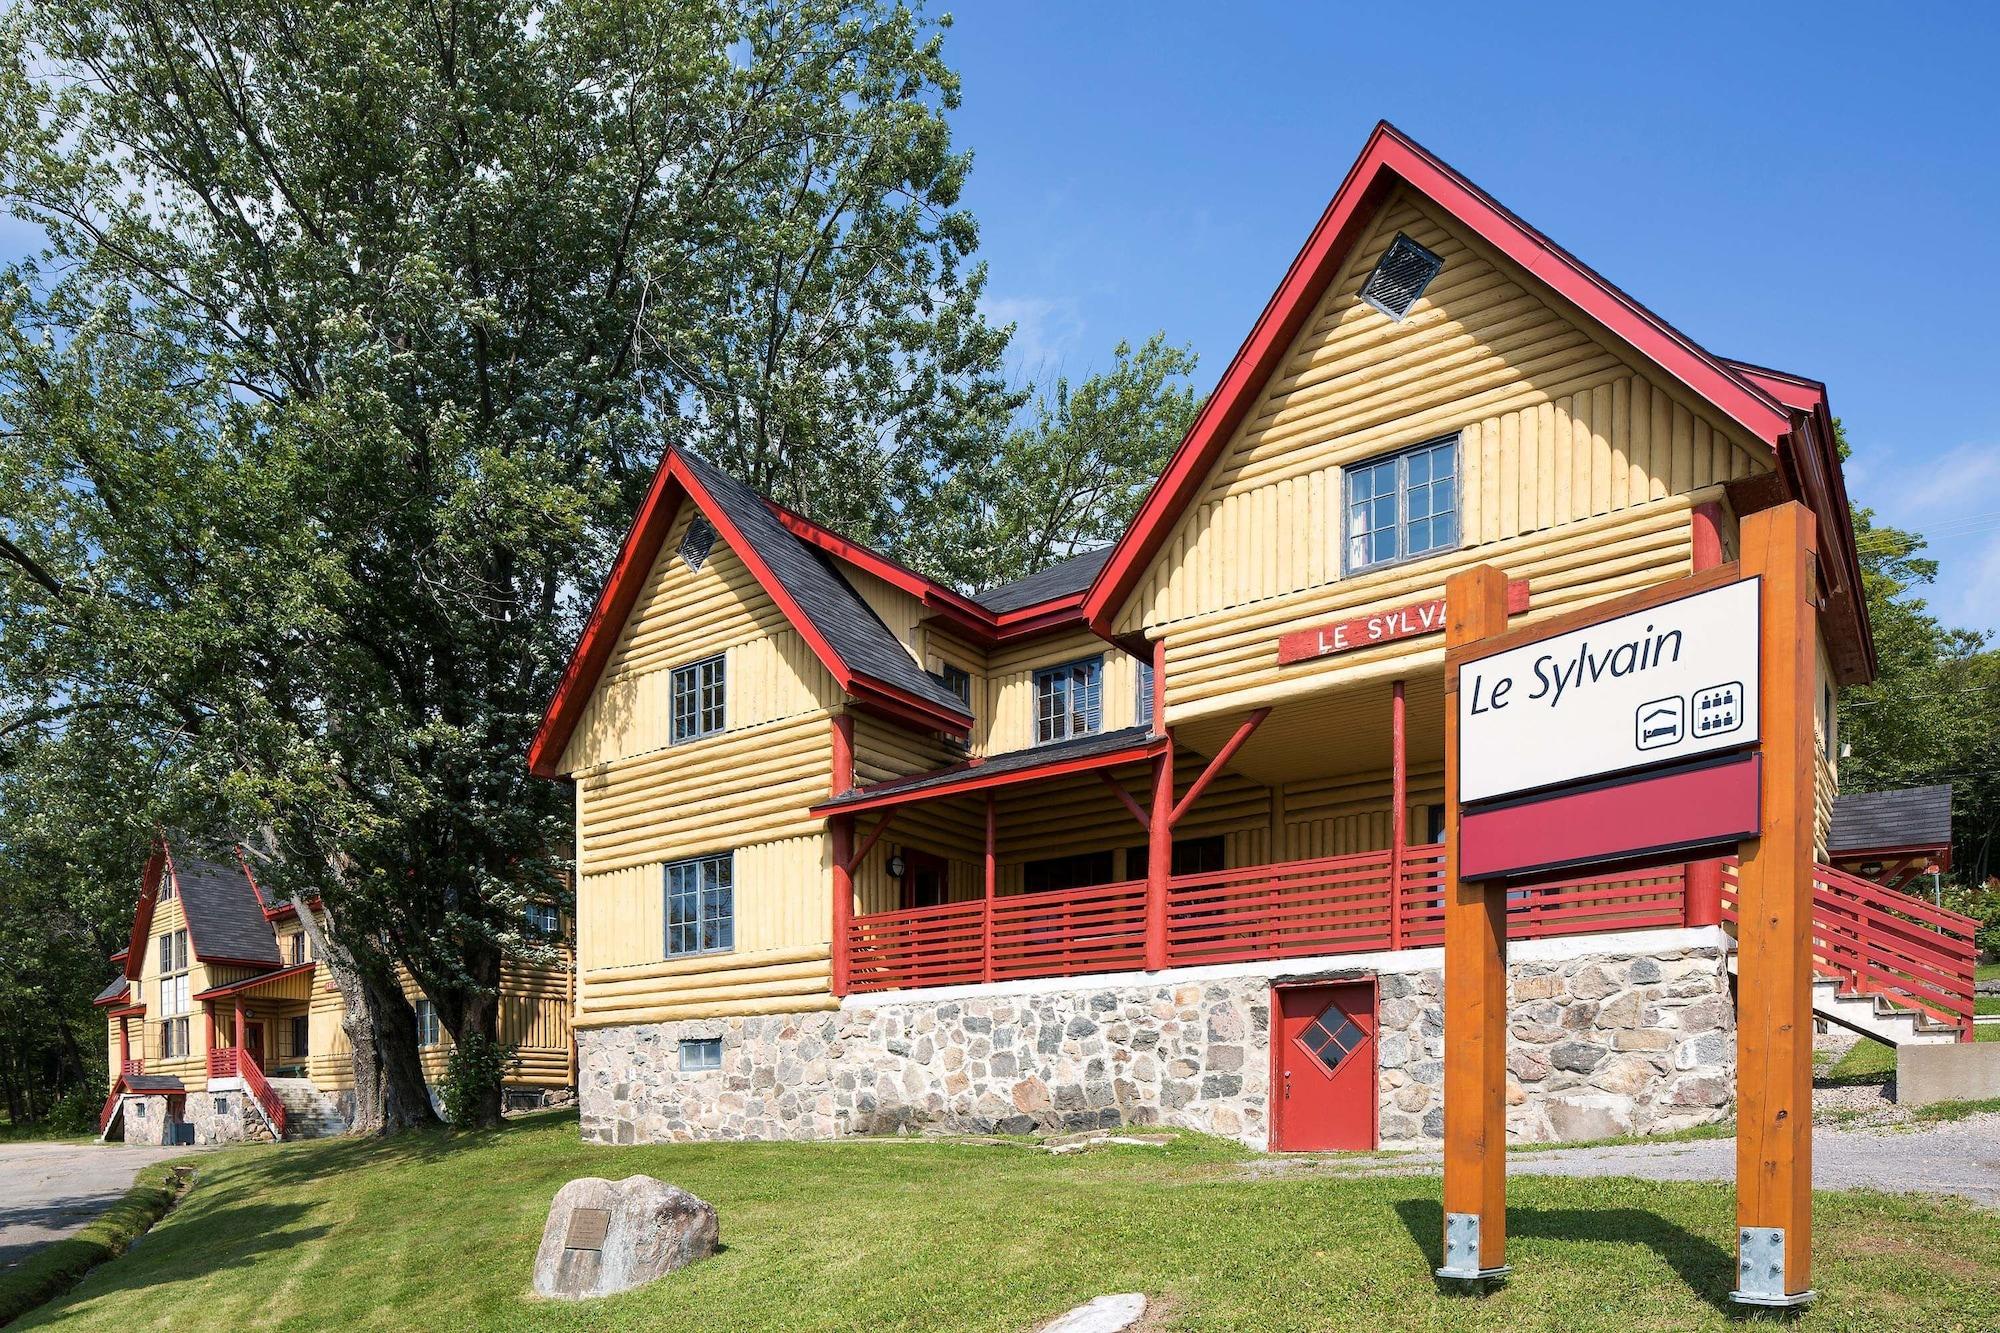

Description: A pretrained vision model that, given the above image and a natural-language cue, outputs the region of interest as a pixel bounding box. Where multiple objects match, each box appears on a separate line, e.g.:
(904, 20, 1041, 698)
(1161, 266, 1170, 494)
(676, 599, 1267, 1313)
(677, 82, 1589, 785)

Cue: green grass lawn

(18, 1113, 2000, 1333)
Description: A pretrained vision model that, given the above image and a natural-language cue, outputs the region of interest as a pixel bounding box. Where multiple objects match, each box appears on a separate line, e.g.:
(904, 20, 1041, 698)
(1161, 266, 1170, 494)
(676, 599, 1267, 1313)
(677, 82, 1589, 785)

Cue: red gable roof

(1081, 122, 1870, 680)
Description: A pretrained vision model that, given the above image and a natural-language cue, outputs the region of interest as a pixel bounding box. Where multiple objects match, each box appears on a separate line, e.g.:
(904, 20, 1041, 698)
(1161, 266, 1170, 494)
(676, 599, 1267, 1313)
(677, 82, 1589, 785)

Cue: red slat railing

(1721, 860, 1977, 1040)
(237, 1049, 288, 1139)
(846, 844, 1700, 994)
(207, 1047, 240, 1078)
(121, 1059, 145, 1078)
(99, 1088, 121, 1132)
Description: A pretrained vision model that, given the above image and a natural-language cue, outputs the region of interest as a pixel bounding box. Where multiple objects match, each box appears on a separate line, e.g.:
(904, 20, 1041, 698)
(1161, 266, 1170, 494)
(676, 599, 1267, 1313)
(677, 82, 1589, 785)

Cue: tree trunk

(425, 937, 507, 1129)
(289, 891, 440, 1135)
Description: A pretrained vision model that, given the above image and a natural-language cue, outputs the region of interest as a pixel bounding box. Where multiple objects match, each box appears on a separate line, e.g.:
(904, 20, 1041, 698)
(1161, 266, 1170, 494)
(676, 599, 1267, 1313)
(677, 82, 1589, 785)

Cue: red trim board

(1279, 579, 1528, 664)
(1460, 752, 1760, 881)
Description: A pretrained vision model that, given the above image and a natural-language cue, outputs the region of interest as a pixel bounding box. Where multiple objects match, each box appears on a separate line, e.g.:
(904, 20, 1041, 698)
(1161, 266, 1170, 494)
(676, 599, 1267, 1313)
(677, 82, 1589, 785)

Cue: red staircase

(1724, 861, 1978, 1043)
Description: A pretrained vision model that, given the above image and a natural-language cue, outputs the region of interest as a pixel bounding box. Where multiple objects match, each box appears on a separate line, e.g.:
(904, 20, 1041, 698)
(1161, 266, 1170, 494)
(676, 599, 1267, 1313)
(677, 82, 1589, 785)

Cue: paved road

(1247, 1111, 2000, 1209)
(0, 1142, 195, 1270)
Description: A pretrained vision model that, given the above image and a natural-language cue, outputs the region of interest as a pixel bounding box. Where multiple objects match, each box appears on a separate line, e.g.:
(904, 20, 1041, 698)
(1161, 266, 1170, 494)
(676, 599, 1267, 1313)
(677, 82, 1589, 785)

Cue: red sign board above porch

(1278, 579, 1529, 665)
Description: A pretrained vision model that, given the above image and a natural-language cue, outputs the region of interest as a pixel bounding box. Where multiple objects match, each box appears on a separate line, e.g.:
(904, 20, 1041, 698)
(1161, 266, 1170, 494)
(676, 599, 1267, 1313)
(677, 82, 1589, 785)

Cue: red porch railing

(1723, 860, 1978, 1041)
(121, 1059, 145, 1078)
(205, 1045, 289, 1137)
(845, 846, 1696, 994)
(99, 1087, 121, 1133)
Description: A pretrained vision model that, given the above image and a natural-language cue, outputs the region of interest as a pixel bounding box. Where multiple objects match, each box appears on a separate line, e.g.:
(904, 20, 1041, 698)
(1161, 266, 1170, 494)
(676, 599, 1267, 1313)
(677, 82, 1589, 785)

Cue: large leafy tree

(1834, 426, 2000, 887)
(917, 333, 1200, 589)
(0, 0, 1014, 1129)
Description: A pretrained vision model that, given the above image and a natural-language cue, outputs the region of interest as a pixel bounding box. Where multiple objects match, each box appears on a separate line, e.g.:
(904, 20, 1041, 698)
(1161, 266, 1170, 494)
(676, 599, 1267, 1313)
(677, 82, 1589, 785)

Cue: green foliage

(0, 0, 1016, 1115)
(1833, 421, 2000, 885)
(440, 1035, 518, 1129)
(0, 1164, 181, 1326)
(918, 334, 1200, 589)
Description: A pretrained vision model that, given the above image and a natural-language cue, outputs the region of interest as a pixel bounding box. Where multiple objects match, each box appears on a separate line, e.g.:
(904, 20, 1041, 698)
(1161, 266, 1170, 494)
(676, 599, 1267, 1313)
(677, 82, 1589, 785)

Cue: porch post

(1684, 858, 1724, 928)
(1145, 638, 1171, 971)
(234, 1000, 245, 1055)
(1390, 678, 1408, 950)
(1441, 565, 1511, 1281)
(983, 794, 997, 984)
(1733, 500, 1817, 1305)
(204, 1004, 215, 1056)
(118, 1018, 130, 1071)
(830, 713, 856, 997)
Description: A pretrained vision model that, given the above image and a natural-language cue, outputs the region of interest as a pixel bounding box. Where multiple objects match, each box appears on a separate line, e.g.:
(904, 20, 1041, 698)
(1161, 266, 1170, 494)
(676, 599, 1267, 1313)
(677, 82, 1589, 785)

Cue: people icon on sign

(1692, 681, 1744, 738)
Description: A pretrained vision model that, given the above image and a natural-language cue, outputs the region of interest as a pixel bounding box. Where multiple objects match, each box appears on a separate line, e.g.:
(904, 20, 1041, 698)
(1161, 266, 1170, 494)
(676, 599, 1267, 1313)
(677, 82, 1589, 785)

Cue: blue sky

(945, 1, 2000, 636)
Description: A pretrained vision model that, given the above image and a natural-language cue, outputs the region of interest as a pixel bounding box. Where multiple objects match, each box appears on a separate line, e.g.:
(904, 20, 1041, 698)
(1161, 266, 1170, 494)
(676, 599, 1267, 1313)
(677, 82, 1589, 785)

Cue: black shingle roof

(124, 1074, 185, 1093)
(974, 548, 1112, 614)
(172, 854, 281, 967)
(819, 725, 1157, 808)
(94, 974, 131, 1005)
(678, 450, 971, 720)
(1828, 784, 1953, 855)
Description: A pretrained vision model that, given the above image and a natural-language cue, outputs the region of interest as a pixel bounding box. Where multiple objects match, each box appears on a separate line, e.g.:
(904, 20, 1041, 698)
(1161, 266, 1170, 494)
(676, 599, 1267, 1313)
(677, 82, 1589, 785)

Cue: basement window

(1359, 233, 1444, 320)
(679, 1038, 723, 1072)
(679, 515, 717, 570)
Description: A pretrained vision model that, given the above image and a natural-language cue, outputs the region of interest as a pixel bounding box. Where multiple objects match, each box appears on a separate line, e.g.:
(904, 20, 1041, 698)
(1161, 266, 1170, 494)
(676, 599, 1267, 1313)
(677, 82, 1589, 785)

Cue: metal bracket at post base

(1435, 1212, 1512, 1284)
(1729, 1227, 1815, 1308)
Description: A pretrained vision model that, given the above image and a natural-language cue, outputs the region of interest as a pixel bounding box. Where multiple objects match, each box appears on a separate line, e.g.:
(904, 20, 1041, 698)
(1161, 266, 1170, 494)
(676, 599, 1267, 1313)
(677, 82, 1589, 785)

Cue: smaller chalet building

(96, 836, 574, 1144)
(533, 123, 1978, 1153)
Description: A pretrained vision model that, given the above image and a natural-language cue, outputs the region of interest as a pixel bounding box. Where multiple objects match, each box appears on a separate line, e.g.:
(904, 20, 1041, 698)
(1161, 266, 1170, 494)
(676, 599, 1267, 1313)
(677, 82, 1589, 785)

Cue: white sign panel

(1458, 578, 1760, 804)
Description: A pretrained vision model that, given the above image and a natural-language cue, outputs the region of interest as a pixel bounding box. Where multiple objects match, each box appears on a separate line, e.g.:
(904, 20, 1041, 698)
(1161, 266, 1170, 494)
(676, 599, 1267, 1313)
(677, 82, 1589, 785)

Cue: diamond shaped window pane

(680, 515, 717, 570)
(1299, 1008, 1367, 1076)
(1359, 233, 1444, 320)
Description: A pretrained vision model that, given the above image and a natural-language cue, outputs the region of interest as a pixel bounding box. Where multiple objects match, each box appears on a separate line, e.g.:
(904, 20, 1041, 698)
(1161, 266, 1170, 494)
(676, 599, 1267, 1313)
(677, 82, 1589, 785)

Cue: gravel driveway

(1245, 1111, 2000, 1209)
(0, 1142, 195, 1270)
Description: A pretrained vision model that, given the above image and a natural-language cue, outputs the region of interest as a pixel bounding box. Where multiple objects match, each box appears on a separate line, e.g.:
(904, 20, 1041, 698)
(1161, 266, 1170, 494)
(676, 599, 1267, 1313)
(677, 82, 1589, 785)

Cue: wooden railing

(99, 1087, 122, 1133)
(121, 1059, 145, 1078)
(204, 1045, 289, 1136)
(1723, 861, 1978, 1041)
(846, 846, 1695, 995)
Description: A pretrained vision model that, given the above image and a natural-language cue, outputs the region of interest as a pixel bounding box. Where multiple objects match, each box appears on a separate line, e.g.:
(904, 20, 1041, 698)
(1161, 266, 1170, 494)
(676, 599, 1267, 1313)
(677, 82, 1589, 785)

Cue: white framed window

(524, 902, 559, 937)
(1034, 657, 1103, 745)
(1345, 435, 1459, 572)
(664, 853, 733, 958)
(415, 998, 441, 1047)
(158, 929, 190, 1021)
(160, 1017, 189, 1059)
(679, 1037, 723, 1072)
(158, 870, 176, 902)
(670, 654, 727, 743)
(1135, 659, 1155, 728)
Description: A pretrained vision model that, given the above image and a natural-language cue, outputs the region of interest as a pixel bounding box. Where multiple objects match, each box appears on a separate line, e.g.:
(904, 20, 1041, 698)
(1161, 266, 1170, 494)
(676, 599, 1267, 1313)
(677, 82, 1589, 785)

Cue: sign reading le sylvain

(1458, 577, 1761, 804)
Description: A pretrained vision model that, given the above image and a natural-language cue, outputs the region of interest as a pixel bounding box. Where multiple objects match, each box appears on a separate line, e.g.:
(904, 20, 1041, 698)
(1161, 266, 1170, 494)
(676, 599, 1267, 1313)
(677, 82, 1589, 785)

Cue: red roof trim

(1084, 121, 1798, 635)
(123, 841, 167, 981)
(808, 736, 1167, 817)
(94, 984, 132, 1008)
(108, 1003, 145, 1018)
(193, 962, 315, 1002)
(529, 451, 972, 779)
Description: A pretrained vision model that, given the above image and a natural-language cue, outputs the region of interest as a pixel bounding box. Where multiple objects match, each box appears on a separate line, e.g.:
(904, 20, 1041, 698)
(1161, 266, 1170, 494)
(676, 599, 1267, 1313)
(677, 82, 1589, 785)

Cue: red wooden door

(1272, 982, 1376, 1151)
(244, 1022, 265, 1070)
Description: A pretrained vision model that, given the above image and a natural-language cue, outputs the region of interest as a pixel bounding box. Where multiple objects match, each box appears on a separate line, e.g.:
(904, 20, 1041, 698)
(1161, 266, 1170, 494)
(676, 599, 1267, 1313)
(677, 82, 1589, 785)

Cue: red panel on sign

(1460, 753, 1760, 880)
(1279, 579, 1529, 664)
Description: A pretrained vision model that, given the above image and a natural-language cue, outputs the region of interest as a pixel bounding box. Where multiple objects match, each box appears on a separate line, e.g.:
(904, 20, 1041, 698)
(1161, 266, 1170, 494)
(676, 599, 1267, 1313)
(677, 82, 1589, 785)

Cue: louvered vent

(679, 515, 716, 570)
(1359, 233, 1444, 320)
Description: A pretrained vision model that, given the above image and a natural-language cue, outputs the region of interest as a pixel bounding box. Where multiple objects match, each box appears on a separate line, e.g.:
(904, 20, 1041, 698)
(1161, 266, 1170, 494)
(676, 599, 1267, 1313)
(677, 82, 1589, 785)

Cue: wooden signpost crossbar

(1435, 500, 1817, 1306)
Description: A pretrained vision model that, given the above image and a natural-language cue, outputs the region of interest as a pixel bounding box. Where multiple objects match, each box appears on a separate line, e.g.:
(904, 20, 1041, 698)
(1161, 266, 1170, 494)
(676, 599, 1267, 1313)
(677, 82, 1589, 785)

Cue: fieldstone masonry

(577, 940, 1733, 1150)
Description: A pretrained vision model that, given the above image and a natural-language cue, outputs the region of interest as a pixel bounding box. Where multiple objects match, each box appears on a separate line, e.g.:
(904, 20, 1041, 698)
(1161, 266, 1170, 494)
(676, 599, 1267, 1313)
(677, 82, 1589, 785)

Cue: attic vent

(1359, 232, 1444, 320)
(679, 515, 716, 570)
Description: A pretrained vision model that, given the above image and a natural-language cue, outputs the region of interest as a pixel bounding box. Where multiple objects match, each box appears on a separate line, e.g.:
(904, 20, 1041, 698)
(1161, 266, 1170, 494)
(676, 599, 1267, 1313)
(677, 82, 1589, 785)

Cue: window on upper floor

(158, 929, 189, 1018)
(1135, 659, 1155, 729)
(285, 931, 307, 966)
(670, 653, 727, 744)
(664, 852, 733, 958)
(524, 902, 560, 937)
(1034, 657, 1103, 745)
(1345, 435, 1459, 573)
(158, 870, 176, 902)
(160, 1016, 190, 1059)
(415, 997, 441, 1047)
(931, 662, 972, 707)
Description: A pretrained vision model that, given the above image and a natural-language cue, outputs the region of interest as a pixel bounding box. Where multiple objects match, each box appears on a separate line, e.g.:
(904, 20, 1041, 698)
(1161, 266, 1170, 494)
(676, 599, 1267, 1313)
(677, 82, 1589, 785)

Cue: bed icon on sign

(1692, 681, 1744, 738)
(1635, 697, 1685, 751)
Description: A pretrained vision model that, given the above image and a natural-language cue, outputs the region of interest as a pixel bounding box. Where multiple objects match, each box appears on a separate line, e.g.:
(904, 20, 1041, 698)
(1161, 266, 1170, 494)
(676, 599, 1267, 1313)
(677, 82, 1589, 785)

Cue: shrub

(440, 1034, 518, 1128)
(45, 1087, 101, 1138)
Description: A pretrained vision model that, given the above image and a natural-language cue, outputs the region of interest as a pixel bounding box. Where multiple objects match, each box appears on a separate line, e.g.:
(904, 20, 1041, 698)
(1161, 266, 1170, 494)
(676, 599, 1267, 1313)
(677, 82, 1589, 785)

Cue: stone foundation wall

(120, 1094, 169, 1145)
(185, 1089, 276, 1145)
(578, 936, 1733, 1151)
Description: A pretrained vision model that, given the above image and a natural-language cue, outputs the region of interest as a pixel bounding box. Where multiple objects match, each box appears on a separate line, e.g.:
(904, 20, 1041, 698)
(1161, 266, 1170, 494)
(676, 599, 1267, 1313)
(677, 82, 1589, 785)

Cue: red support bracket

(843, 810, 898, 876)
(1098, 770, 1151, 829)
(1170, 708, 1270, 827)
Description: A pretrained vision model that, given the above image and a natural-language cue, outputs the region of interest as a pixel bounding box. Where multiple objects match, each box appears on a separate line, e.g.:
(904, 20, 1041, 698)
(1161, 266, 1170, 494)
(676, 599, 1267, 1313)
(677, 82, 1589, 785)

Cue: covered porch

(816, 671, 1718, 995)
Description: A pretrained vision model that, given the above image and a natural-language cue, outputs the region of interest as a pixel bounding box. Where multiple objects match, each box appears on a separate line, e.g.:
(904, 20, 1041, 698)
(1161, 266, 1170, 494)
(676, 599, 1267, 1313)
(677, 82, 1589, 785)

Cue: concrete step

(1725, 955, 1960, 1048)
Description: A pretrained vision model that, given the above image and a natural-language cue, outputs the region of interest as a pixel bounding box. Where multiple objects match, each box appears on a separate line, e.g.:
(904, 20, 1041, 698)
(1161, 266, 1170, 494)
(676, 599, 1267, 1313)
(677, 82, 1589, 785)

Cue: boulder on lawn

(532, 1175, 718, 1300)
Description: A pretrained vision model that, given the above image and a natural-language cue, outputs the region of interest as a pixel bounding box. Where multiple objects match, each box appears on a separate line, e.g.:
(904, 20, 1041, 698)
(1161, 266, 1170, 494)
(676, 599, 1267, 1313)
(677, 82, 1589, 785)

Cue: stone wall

(1376, 945, 1733, 1145)
(577, 934, 1733, 1151)
(184, 1088, 274, 1145)
(120, 1094, 169, 1145)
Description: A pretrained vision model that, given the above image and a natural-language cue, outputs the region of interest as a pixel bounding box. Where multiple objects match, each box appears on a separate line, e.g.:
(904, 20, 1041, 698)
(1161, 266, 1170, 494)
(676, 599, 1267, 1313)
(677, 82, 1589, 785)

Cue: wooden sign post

(1729, 502, 1817, 1307)
(1437, 566, 1512, 1281)
(1435, 499, 1818, 1304)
